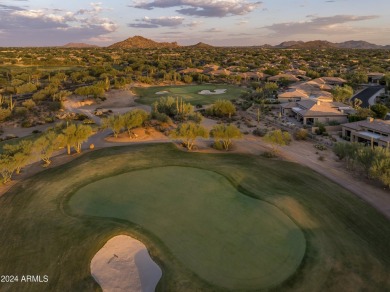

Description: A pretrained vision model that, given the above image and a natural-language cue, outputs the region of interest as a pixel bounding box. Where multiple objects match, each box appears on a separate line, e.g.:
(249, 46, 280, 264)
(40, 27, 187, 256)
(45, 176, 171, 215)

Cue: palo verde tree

(370, 104, 389, 119)
(331, 85, 354, 103)
(171, 122, 208, 150)
(122, 109, 149, 137)
(33, 130, 63, 166)
(61, 123, 93, 154)
(2, 140, 33, 174)
(0, 154, 16, 184)
(102, 115, 123, 138)
(263, 129, 292, 154)
(211, 124, 242, 151)
(207, 99, 236, 119)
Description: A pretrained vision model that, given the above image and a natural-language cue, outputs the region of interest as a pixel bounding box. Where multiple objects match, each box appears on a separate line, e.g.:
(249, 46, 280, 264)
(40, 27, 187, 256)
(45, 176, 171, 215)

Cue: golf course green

(69, 166, 305, 290)
(0, 144, 389, 291)
(133, 84, 245, 105)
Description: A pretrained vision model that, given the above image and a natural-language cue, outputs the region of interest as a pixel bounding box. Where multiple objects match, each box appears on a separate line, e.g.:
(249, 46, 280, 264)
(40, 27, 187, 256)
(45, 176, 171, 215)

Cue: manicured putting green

(133, 84, 245, 105)
(69, 166, 305, 290)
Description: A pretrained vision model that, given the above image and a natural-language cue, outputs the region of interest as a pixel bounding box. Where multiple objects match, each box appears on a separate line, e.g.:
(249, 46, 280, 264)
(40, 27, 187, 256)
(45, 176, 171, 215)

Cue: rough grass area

(0, 144, 389, 292)
(69, 166, 305, 290)
(133, 84, 245, 105)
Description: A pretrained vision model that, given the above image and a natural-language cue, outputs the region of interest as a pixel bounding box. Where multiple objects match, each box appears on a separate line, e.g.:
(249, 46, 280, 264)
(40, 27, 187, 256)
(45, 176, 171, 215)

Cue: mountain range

(272, 40, 390, 50)
(61, 36, 390, 50)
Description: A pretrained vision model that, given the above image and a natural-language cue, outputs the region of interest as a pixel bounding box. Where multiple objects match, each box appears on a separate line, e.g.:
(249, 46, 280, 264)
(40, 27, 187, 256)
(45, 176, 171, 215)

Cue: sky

(0, 0, 389, 47)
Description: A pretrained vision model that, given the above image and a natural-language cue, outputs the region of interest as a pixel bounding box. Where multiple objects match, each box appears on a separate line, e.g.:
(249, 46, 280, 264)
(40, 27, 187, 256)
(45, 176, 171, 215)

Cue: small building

(281, 100, 350, 125)
(268, 74, 300, 83)
(341, 118, 390, 148)
(367, 72, 385, 84)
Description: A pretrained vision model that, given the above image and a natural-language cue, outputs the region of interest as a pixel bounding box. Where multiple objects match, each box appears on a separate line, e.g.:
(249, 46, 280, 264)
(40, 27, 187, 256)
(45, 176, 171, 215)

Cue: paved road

(351, 85, 384, 108)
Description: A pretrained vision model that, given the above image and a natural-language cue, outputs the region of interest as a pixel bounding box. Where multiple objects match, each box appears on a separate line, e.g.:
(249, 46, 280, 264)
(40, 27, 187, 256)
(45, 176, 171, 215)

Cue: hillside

(187, 42, 214, 49)
(109, 36, 179, 49)
(275, 40, 390, 50)
(62, 43, 99, 48)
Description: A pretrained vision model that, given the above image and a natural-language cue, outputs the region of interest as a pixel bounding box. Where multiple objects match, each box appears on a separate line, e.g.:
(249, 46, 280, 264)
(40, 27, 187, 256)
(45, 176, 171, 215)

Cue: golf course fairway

(68, 166, 306, 290)
(1, 144, 389, 292)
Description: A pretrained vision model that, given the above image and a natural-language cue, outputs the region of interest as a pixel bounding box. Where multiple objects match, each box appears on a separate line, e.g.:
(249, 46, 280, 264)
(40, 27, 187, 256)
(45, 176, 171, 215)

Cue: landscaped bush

(0, 108, 12, 122)
(22, 99, 36, 110)
(253, 128, 268, 137)
(14, 106, 28, 117)
(294, 128, 308, 140)
(314, 144, 327, 151)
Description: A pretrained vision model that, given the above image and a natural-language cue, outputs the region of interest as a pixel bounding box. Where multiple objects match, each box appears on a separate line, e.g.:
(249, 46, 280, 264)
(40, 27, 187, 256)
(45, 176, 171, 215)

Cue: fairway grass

(69, 166, 305, 290)
(0, 144, 389, 291)
(133, 84, 245, 105)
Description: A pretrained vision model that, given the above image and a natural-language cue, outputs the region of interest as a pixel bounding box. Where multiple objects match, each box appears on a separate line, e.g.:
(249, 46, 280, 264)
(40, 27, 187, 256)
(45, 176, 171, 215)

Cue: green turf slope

(133, 84, 244, 105)
(0, 144, 389, 291)
(68, 166, 305, 290)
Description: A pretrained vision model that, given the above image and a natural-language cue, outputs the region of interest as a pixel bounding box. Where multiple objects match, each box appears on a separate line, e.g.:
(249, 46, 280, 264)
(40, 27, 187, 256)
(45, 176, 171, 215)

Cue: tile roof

(342, 119, 390, 134)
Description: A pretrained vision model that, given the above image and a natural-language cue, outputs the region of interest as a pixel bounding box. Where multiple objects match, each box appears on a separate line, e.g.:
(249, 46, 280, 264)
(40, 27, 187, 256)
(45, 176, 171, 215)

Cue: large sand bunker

(155, 91, 169, 95)
(198, 89, 227, 95)
(91, 235, 161, 292)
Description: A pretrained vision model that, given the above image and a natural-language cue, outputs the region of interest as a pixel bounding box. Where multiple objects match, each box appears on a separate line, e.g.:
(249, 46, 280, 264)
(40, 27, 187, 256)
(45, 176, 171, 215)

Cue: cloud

(131, 0, 262, 17)
(128, 16, 184, 28)
(0, 2, 118, 45)
(263, 15, 378, 36)
(203, 28, 222, 33)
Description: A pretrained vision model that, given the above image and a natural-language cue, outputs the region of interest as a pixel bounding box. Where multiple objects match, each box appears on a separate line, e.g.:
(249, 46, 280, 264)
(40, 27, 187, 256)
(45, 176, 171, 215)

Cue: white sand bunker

(198, 89, 227, 95)
(155, 91, 169, 95)
(91, 235, 162, 292)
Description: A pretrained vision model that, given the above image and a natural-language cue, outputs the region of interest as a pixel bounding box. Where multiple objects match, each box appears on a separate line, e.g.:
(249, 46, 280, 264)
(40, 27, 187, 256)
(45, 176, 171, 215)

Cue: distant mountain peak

(108, 35, 179, 49)
(188, 42, 214, 48)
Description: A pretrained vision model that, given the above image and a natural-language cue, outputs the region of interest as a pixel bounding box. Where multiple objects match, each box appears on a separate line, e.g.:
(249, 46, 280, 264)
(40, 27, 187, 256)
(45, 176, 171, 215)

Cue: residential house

(341, 118, 390, 148)
(281, 100, 350, 125)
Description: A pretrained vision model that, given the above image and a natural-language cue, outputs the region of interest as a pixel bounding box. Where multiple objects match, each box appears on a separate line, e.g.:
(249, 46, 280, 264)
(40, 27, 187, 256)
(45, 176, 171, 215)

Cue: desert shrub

(48, 101, 62, 111)
(213, 141, 225, 150)
(294, 128, 308, 140)
(21, 120, 34, 128)
(0, 108, 12, 122)
(14, 107, 28, 117)
(151, 112, 172, 123)
(314, 144, 327, 151)
(22, 99, 36, 110)
(314, 122, 326, 135)
(253, 128, 268, 137)
(45, 117, 54, 123)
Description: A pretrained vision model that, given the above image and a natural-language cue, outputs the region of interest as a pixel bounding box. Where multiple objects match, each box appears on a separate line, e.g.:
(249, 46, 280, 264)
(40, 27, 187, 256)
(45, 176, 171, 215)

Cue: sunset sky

(1, 0, 389, 47)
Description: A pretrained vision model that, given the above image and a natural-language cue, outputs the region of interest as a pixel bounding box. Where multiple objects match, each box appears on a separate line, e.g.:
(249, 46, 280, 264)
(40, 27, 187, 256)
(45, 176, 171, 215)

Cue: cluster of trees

(348, 104, 389, 122)
(171, 122, 241, 151)
(333, 142, 390, 187)
(206, 99, 236, 118)
(331, 85, 354, 103)
(152, 96, 202, 123)
(102, 109, 149, 138)
(0, 123, 93, 184)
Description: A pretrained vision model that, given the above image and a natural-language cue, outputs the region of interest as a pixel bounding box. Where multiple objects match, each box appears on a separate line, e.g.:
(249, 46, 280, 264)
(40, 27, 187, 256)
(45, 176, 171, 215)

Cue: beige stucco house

(341, 118, 390, 148)
(281, 100, 350, 125)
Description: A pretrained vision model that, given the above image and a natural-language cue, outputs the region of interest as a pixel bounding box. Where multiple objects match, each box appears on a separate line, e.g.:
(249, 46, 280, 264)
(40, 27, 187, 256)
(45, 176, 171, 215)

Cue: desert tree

(102, 115, 123, 138)
(0, 154, 16, 184)
(171, 122, 208, 150)
(61, 123, 93, 154)
(2, 140, 33, 174)
(122, 109, 149, 137)
(33, 130, 63, 166)
(211, 124, 242, 150)
(331, 85, 354, 103)
(264, 129, 292, 154)
(208, 99, 236, 119)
